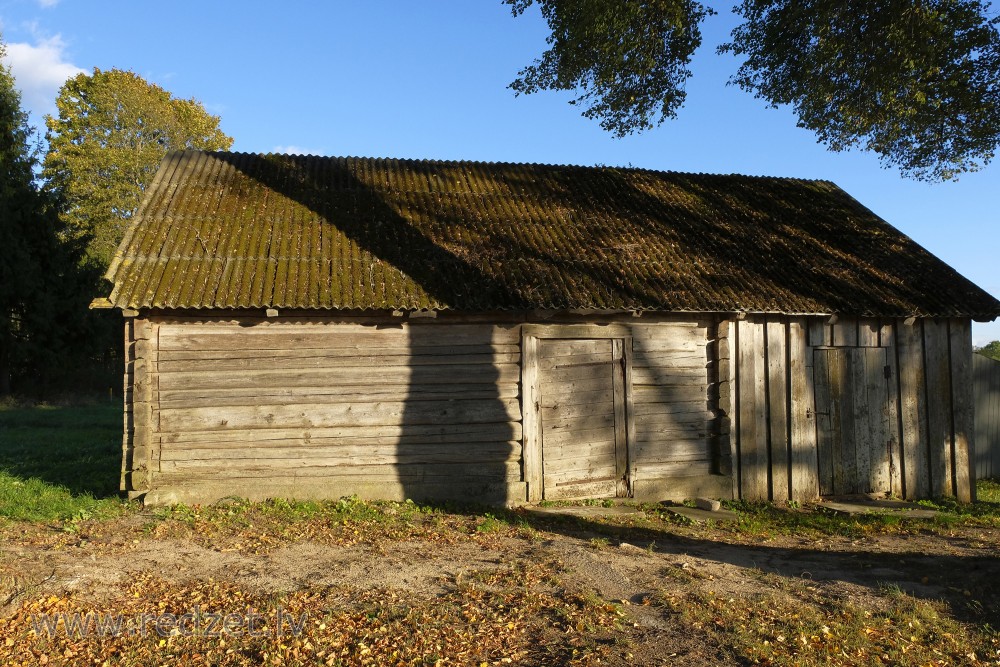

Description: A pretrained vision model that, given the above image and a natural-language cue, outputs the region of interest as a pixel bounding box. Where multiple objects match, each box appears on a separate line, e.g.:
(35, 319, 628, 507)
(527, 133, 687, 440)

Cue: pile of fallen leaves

(0, 557, 624, 666)
(662, 584, 1000, 667)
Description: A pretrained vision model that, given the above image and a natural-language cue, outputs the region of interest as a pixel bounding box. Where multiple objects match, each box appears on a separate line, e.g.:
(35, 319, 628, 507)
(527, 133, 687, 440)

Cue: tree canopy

(42, 68, 233, 266)
(978, 340, 1000, 361)
(0, 39, 98, 395)
(508, 0, 1000, 181)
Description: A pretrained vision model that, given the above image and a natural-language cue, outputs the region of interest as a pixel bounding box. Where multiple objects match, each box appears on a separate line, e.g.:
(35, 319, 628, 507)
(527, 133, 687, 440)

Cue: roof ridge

(184, 149, 836, 186)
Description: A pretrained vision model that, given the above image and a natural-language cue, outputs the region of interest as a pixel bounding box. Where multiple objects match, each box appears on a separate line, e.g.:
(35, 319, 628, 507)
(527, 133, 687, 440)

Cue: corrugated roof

(102, 150, 1000, 318)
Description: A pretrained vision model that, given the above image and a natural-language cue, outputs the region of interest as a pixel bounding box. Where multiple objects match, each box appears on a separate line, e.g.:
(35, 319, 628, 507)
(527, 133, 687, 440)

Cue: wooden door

(813, 348, 893, 496)
(537, 338, 629, 499)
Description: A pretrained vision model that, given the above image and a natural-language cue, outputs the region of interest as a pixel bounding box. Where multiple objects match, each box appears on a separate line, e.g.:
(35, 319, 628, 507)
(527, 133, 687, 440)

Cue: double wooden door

(537, 338, 630, 499)
(813, 348, 893, 496)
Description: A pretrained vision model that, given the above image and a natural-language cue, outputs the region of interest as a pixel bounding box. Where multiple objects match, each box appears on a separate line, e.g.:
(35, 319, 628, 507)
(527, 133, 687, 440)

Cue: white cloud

(37, 0, 60, 8)
(2, 34, 85, 118)
(273, 145, 324, 156)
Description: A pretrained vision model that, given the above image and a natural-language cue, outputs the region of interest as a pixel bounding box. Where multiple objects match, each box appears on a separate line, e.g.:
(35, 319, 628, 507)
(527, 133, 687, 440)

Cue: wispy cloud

(273, 145, 324, 156)
(2, 33, 85, 118)
(37, 0, 60, 8)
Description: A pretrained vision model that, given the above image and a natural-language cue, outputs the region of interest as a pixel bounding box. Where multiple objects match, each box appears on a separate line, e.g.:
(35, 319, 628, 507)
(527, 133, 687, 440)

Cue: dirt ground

(1, 504, 999, 665)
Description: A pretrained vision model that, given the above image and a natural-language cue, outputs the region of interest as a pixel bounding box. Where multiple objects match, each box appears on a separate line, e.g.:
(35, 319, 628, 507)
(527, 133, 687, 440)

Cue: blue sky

(2, 0, 997, 343)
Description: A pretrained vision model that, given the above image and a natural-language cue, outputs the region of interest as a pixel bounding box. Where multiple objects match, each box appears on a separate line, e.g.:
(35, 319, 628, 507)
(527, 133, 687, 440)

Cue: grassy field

(0, 402, 129, 521)
(1, 403, 999, 665)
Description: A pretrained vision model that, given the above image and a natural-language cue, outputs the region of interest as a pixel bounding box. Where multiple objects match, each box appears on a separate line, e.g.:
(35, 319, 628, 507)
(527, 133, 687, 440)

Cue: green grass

(0, 402, 128, 521)
(977, 478, 1000, 503)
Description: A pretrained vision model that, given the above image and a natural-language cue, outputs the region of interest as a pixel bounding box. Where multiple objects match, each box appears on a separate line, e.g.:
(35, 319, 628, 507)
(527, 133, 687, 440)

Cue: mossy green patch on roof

(102, 151, 1000, 318)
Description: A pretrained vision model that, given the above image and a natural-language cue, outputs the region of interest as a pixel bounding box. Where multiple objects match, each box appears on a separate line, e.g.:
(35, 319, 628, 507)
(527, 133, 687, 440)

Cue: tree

(42, 68, 233, 266)
(978, 340, 1000, 361)
(508, 0, 1000, 181)
(0, 38, 97, 396)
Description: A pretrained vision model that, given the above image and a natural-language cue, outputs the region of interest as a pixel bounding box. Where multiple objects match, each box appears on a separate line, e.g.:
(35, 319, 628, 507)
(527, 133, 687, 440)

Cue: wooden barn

(92, 151, 1000, 506)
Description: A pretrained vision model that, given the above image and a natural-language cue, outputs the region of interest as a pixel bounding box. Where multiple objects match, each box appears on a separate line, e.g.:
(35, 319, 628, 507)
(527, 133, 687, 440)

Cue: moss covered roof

(102, 151, 1000, 318)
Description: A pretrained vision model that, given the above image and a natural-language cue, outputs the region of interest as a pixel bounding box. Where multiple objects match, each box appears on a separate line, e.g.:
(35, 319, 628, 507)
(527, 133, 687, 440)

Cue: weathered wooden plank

(158, 352, 521, 373)
(633, 460, 713, 478)
(767, 320, 789, 501)
(858, 319, 881, 347)
(541, 412, 616, 432)
(157, 364, 521, 390)
(157, 382, 520, 400)
(157, 385, 521, 409)
(632, 402, 714, 419)
(539, 339, 610, 358)
(539, 352, 614, 369)
(833, 350, 853, 494)
(161, 422, 523, 446)
(632, 326, 707, 342)
(162, 442, 523, 464)
(544, 444, 618, 469)
(525, 324, 634, 339)
(629, 353, 709, 370)
(540, 363, 614, 385)
(160, 399, 522, 432)
(158, 323, 520, 348)
(864, 347, 892, 494)
(851, 349, 873, 492)
(624, 337, 637, 488)
(813, 350, 835, 495)
(629, 366, 709, 387)
(157, 343, 522, 362)
(632, 338, 702, 354)
(880, 323, 904, 498)
(158, 328, 520, 352)
(809, 319, 832, 347)
(542, 478, 617, 500)
(635, 385, 715, 412)
(541, 401, 618, 420)
(540, 389, 613, 409)
(949, 319, 974, 502)
(788, 319, 818, 502)
(541, 425, 615, 448)
(146, 475, 527, 505)
(635, 438, 710, 459)
(157, 461, 525, 480)
(832, 319, 859, 347)
(612, 339, 629, 497)
(923, 319, 953, 497)
(897, 320, 929, 499)
(538, 378, 617, 396)
(738, 319, 767, 500)
(543, 464, 616, 485)
(635, 414, 713, 434)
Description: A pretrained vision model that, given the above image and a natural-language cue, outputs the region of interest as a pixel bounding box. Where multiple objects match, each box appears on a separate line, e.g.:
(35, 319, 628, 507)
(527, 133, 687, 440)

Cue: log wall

(732, 316, 975, 502)
(134, 317, 525, 505)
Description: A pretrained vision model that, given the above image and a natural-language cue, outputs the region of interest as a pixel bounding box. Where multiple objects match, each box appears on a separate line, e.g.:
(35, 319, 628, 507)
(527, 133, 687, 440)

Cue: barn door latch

(883, 365, 892, 379)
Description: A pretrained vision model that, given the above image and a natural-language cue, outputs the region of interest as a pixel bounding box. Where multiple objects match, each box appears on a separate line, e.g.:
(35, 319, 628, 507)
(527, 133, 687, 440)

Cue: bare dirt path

(1, 507, 998, 665)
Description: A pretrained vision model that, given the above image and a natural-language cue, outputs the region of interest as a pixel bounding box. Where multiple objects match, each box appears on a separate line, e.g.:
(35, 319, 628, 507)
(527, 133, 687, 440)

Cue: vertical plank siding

(732, 315, 975, 501)
(788, 320, 819, 501)
(974, 352, 1000, 482)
